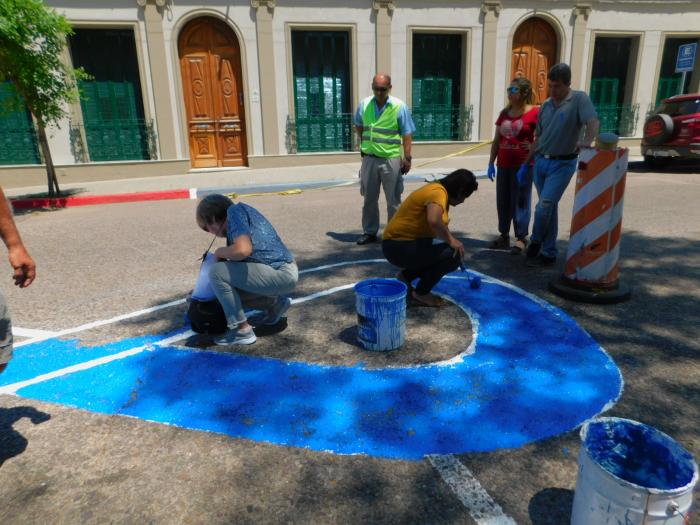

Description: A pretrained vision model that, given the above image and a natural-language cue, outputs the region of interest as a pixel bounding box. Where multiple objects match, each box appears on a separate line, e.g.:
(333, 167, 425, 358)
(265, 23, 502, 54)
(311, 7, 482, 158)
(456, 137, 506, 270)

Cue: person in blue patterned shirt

(196, 194, 298, 346)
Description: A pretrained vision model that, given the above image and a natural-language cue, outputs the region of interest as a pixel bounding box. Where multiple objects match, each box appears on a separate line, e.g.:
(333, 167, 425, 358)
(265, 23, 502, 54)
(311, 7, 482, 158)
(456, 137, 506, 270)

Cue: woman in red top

(487, 77, 539, 254)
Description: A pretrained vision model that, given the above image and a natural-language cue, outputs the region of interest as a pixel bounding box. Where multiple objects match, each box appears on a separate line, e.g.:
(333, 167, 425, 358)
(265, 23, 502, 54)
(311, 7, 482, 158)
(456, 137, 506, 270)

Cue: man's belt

(361, 152, 389, 159)
(541, 153, 578, 160)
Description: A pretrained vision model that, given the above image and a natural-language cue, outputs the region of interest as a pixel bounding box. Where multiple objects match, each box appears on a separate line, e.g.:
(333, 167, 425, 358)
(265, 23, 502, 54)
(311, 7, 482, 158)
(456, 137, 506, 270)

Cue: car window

(655, 99, 700, 117)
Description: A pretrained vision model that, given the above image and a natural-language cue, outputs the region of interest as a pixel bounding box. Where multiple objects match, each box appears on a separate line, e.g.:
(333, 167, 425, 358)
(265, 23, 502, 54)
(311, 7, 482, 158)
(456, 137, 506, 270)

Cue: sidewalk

(6, 153, 644, 209)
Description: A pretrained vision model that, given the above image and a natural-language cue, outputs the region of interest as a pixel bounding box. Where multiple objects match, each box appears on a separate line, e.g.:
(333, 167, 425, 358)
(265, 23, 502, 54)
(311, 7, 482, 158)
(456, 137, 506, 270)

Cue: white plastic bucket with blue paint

(354, 278, 407, 351)
(571, 417, 698, 525)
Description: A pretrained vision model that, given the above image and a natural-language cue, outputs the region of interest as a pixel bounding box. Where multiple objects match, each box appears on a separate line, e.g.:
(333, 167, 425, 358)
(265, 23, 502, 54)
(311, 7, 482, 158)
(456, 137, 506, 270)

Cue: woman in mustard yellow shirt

(382, 169, 478, 307)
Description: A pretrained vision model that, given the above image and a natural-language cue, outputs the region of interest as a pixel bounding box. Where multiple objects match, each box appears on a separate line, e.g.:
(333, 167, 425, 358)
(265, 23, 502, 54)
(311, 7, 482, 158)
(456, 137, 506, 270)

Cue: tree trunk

(36, 123, 61, 198)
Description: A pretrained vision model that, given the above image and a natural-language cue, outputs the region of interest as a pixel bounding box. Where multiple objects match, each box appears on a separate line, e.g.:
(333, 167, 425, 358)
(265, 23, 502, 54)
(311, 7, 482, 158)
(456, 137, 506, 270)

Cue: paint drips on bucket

(584, 418, 697, 490)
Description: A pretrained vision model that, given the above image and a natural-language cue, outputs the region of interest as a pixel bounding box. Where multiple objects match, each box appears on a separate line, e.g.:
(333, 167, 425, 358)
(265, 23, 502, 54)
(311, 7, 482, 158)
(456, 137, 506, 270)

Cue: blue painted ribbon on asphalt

(11, 273, 622, 459)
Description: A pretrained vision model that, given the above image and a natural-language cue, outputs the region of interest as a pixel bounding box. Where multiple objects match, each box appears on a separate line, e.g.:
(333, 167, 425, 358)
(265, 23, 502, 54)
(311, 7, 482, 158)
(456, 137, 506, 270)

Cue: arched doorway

(511, 18, 558, 104)
(179, 17, 247, 168)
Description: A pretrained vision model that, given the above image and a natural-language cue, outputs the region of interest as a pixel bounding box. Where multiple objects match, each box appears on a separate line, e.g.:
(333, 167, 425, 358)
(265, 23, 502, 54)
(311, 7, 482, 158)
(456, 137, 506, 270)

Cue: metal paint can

(571, 417, 698, 525)
(354, 278, 407, 351)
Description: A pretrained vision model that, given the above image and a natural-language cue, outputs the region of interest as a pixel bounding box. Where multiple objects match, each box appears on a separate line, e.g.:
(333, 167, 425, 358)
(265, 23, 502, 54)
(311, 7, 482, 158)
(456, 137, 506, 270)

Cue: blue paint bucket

(571, 417, 699, 524)
(354, 278, 407, 351)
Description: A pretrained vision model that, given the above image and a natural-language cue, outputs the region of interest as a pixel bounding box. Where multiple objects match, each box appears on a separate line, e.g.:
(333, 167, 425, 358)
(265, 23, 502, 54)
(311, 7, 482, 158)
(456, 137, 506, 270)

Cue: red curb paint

(10, 189, 191, 210)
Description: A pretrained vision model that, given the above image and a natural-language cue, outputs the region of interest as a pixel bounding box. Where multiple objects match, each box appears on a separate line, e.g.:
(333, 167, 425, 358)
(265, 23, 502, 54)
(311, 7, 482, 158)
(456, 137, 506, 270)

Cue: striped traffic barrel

(550, 135, 631, 303)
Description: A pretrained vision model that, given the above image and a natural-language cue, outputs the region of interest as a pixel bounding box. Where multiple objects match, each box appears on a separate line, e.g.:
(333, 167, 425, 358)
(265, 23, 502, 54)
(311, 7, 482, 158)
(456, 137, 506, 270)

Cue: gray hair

(196, 194, 232, 229)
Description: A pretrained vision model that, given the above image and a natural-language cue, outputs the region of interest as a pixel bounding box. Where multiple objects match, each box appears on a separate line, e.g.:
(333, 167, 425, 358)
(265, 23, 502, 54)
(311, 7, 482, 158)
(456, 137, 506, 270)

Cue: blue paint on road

(8, 272, 622, 459)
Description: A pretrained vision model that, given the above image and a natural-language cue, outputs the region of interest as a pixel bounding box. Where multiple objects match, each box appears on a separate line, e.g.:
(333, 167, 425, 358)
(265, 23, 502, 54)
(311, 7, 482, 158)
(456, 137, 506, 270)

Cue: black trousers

(382, 238, 460, 295)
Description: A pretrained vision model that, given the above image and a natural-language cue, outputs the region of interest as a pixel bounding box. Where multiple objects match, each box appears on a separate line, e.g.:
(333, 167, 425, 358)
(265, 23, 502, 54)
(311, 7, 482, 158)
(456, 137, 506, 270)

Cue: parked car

(642, 93, 700, 168)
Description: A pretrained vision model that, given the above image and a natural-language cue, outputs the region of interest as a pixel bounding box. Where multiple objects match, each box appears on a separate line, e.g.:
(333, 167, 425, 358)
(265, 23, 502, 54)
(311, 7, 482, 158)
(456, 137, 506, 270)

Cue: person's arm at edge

(401, 133, 413, 174)
(426, 203, 464, 261)
(0, 188, 35, 288)
(214, 234, 253, 261)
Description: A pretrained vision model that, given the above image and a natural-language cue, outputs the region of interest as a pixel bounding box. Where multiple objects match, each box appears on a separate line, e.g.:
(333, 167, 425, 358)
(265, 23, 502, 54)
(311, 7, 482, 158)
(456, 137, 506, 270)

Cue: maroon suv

(642, 93, 700, 168)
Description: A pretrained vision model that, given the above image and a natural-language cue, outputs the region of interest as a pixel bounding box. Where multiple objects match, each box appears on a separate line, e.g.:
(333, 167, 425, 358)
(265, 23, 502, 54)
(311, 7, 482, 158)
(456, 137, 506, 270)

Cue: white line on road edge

(427, 454, 517, 525)
(12, 327, 57, 338)
(14, 299, 187, 348)
(0, 330, 194, 396)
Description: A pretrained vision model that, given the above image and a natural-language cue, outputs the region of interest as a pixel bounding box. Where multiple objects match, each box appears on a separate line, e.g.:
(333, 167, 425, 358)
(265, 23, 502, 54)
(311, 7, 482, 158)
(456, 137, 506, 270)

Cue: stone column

(570, 4, 592, 90)
(373, 1, 395, 75)
(137, 0, 178, 160)
(479, 1, 501, 141)
(251, 0, 280, 155)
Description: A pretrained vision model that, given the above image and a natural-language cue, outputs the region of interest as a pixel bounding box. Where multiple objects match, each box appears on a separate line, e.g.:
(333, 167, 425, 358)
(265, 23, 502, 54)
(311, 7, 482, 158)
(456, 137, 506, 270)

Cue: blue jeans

(531, 156, 578, 258)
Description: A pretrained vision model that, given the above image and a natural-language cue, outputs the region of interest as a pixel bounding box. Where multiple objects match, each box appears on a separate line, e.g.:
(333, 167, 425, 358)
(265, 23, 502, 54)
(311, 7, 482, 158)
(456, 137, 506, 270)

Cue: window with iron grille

(69, 28, 151, 161)
(0, 82, 40, 165)
(412, 33, 468, 141)
(291, 30, 352, 153)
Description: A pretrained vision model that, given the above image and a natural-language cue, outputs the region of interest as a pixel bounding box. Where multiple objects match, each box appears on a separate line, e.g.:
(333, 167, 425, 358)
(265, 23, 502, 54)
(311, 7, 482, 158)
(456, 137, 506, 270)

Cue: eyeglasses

(372, 86, 389, 92)
(507, 86, 520, 94)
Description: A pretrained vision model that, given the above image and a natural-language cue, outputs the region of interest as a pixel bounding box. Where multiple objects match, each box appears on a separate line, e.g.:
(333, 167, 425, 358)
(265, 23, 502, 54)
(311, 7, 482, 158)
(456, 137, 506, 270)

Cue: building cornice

(135, 0, 169, 7)
(251, 0, 276, 8)
(372, 1, 396, 13)
(481, 1, 502, 17)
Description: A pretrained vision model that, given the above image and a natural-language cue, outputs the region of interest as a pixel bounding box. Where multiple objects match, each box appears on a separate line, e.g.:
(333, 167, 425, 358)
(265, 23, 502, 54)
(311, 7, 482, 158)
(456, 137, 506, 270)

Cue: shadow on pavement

(529, 487, 574, 525)
(326, 231, 363, 243)
(0, 406, 51, 467)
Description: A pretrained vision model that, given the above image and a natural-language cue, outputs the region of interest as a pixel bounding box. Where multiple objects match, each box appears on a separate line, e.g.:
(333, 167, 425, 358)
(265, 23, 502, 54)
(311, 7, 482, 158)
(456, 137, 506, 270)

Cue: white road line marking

(291, 283, 357, 304)
(12, 327, 57, 338)
(14, 260, 389, 348)
(298, 258, 386, 274)
(0, 330, 194, 396)
(14, 299, 186, 348)
(427, 454, 517, 525)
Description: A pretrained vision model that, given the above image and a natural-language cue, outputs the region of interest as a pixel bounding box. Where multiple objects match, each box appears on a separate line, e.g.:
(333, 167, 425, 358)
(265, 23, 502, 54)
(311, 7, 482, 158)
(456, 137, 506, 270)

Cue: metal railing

(594, 103, 640, 137)
(287, 113, 354, 153)
(75, 119, 157, 162)
(412, 104, 473, 142)
(0, 124, 41, 165)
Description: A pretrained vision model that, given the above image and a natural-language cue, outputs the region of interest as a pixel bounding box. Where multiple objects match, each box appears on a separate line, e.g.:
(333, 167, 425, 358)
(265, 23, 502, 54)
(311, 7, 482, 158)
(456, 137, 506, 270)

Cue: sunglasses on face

(372, 86, 389, 92)
(507, 86, 520, 94)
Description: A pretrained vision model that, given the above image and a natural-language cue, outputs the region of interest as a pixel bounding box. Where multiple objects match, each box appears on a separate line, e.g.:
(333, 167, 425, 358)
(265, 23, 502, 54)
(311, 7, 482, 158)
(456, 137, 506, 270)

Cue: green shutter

(656, 77, 682, 105)
(0, 82, 40, 165)
(291, 31, 352, 152)
(412, 34, 464, 141)
(70, 29, 150, 161)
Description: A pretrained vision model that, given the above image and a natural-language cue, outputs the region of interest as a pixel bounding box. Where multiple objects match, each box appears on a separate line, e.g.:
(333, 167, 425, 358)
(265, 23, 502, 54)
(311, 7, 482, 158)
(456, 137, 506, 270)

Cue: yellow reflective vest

(360, 96, 403, 158)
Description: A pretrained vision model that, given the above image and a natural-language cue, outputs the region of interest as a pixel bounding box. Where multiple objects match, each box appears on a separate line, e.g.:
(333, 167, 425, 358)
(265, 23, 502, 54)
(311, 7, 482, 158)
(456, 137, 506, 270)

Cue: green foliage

(0, 0, 86, 126)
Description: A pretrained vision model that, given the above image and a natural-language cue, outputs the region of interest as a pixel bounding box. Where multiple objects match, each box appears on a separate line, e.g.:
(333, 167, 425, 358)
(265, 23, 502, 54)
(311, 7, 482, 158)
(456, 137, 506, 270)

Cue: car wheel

(643, 114, 675, 146)
(644, 154, 672, 169)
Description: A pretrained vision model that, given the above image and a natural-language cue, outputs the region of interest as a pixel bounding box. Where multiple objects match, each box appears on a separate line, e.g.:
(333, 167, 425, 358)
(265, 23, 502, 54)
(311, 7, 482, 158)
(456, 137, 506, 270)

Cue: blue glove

(487, 163, 496, 182)
(516, 164, 529, 185)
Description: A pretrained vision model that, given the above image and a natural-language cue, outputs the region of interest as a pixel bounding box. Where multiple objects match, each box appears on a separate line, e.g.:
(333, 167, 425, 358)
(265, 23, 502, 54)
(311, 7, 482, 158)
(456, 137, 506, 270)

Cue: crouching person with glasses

(196, 194, 298, 346)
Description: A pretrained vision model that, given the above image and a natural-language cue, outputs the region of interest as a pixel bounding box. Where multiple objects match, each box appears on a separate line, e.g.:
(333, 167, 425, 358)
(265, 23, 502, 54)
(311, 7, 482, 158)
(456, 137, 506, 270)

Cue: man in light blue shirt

(353, 73, 416, 245)
(519, 63, 599, 266)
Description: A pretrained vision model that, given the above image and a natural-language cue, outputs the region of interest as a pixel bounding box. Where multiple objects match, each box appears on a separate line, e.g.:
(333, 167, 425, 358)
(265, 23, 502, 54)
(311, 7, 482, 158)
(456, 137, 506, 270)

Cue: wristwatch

(404, 156, 412, 162)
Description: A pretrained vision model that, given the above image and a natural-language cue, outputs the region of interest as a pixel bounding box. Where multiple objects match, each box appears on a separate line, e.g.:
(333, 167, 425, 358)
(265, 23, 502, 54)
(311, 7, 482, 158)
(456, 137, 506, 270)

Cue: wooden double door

(179, 17, 247, 168)
(511, 18, 557, 104)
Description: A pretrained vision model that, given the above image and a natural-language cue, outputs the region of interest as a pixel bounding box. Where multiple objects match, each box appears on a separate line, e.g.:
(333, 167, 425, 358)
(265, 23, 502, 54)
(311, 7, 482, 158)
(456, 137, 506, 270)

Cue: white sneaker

(213, 328, 257, 346)
(261, 296, 292, 326)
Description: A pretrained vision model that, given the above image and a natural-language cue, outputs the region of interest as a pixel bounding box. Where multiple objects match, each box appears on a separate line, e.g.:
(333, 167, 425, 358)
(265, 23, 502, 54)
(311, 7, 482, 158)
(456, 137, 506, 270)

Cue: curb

(9, 170, 491, 210)
(10, 189, 193, 210)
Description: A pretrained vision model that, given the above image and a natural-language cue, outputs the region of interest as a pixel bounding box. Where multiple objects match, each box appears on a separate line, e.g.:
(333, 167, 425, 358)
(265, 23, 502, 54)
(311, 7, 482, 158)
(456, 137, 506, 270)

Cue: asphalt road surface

(1, 166, 699, 524)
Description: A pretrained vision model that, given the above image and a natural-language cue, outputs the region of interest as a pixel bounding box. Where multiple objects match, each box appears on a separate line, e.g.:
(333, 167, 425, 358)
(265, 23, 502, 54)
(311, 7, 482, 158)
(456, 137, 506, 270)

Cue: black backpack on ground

(187, 298, 227, 334)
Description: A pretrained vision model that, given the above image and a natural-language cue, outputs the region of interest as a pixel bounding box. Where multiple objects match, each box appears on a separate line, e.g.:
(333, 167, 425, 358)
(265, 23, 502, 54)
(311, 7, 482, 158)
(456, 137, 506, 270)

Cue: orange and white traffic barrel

(550, 133, 631, 303)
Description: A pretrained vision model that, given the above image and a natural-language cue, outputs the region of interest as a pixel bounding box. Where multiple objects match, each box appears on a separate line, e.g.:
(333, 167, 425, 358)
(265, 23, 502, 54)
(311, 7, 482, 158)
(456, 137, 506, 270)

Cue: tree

(0, 0, 87, 197)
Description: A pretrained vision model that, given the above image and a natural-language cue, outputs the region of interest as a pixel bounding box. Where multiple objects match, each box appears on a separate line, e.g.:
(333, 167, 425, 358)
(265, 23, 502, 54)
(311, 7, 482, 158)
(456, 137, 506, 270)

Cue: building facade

(1, 0, 699, 185)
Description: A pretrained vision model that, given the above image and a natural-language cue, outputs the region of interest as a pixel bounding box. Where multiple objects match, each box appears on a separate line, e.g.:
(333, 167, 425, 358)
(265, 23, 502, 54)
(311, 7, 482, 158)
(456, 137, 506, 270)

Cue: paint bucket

(571, 417, 698, 525)
(354, 278, 407, 351)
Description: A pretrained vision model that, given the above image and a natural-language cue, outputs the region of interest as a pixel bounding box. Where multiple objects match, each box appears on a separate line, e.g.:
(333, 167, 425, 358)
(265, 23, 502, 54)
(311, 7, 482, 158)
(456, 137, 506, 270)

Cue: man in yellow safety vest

(354, 73, 415, 245)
